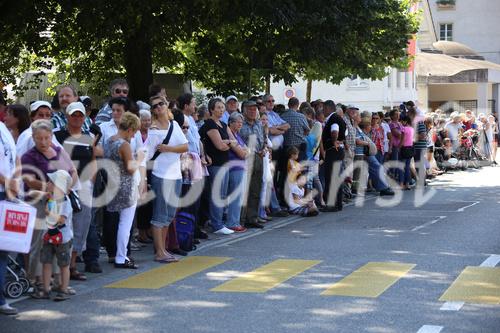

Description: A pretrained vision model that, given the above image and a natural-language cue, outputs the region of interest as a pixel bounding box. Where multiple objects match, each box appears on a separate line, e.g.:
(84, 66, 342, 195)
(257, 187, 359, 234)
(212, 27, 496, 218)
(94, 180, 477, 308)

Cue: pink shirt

(402, 126, 414, 147)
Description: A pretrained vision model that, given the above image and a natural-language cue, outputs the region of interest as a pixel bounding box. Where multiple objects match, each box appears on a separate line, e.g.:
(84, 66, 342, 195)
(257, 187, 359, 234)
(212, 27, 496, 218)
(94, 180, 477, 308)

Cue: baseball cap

(66, 101, 86, 116)
(245, 100, 257, 107)
(346, 104, 359, 110)
(30, 100, 52, 113)
(226, 95, 238, 103)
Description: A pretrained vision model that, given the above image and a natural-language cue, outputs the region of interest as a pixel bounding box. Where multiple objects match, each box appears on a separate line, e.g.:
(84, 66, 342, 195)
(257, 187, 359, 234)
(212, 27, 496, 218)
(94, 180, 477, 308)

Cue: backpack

(175, 211, 196, 251)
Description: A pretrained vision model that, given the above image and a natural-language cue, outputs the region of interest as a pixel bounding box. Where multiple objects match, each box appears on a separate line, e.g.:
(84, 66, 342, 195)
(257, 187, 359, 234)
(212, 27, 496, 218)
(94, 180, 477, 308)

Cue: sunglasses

(152, 101, 166, 109)
(266, 100, 275, 103)
(182, 126, 190, 130)
(114, 88, 129, 94)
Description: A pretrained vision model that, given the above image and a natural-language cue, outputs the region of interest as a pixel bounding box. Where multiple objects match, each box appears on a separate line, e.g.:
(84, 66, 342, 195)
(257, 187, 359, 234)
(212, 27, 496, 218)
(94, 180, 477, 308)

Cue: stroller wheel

(5, 281, 24, 299)
(19, 278, 30, 293)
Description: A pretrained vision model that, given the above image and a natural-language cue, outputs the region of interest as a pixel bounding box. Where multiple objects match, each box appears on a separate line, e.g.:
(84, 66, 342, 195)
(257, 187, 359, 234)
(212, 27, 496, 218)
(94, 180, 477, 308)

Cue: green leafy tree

(0, 0, 418, 101)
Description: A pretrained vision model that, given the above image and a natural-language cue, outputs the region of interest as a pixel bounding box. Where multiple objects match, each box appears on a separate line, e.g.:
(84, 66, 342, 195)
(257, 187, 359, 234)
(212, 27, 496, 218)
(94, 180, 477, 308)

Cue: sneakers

(0, 303, 18, 315)
(214, 227, 235, 235)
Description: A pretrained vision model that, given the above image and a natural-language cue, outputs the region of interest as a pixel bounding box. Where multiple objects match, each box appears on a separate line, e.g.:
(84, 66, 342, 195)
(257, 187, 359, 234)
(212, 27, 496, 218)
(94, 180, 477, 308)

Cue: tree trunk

(306, 79, 312, 102)
(124, 22, 153, 102)
(265, 73, 271, 95)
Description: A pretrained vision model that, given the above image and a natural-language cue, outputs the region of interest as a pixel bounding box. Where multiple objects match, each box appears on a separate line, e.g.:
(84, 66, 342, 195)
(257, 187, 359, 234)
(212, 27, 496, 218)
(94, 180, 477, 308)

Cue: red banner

(4, 209, 30, 234)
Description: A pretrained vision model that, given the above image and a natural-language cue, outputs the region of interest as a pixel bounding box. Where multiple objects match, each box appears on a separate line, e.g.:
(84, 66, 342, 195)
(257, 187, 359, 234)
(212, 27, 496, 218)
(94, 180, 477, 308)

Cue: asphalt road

(2, 166, 500, 333)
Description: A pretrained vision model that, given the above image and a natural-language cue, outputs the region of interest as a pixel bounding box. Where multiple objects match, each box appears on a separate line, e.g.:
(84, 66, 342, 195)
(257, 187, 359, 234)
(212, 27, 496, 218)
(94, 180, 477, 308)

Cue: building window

(387, 70, 392, 88)
(396, 71, 401, 88)
(347, 75, 369, 90)
(440, 23, 453, 41)
(404, 71, 409, 88)
(459, 100, 477, 112)
(436, 0, 456, 9)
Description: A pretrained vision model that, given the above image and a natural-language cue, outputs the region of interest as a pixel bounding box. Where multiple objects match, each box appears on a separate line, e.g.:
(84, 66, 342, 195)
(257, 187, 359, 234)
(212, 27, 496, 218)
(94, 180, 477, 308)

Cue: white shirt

(0, 122, 16, 193)
(380, 121, 391, 153)
(287, 183, 304, 211)
(145, 121, 188, 180)
(99, 120, 146, 167)
(16, 127, 62, 158)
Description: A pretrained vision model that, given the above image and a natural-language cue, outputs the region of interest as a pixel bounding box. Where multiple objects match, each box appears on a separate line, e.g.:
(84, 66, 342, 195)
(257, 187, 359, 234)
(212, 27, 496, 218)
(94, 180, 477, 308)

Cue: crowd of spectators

(0, 79, 498, 314)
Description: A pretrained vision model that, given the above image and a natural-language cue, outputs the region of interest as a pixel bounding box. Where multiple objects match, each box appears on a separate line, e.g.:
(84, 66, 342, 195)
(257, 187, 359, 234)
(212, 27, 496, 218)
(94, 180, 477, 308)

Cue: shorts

(40, 239, 72, 267)
(150, 174, 182, 228)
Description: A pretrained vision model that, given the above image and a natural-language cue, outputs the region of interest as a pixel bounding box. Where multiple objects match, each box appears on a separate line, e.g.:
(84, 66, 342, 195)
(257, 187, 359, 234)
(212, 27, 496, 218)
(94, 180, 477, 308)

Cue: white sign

(0, 200, 36, 253)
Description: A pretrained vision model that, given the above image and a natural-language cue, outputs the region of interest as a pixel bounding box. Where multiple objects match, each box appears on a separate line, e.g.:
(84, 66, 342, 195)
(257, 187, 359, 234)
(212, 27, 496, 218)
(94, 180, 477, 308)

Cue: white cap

(47, 170, 72, 193)
(66, 101, 86, 116)
(30, 101, 51, 113)
(225, 95, 238, 103)
(346, 104, 359, 110)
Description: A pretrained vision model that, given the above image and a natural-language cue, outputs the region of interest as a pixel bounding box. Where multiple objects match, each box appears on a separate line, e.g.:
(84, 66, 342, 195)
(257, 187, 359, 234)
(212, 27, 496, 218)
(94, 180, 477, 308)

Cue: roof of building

(416, 52, 500, 77)
(432, 41, 484, 59)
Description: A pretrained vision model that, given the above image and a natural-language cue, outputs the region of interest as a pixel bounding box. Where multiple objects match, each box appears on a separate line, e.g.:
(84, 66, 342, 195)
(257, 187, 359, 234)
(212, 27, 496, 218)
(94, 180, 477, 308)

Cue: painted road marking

(439, 267, 500, 304)
(441, 254, 500, 310)
(412, 216, 447, 232)
(479, 254, 500, 267)
(211, 259, 321, 293)
(416, 325, 443, 333)
(440, 301, 464, 311)
(106, 256, 231, 289)
(456, 201, 479, 212)
(321, 262, 415, 297)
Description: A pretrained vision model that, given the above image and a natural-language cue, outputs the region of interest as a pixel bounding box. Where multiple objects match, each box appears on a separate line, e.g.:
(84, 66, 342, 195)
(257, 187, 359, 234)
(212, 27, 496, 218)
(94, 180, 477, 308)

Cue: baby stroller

(3, 255, 30, 299)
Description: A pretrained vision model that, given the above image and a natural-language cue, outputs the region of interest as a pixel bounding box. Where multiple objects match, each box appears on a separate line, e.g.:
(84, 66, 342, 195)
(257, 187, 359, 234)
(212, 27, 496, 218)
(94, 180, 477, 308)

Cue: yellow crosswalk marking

(211, 259, 321, 293)
(106, 256, 231, 289)
(439, 266, 500, 304)
(321, 262, 415, 297)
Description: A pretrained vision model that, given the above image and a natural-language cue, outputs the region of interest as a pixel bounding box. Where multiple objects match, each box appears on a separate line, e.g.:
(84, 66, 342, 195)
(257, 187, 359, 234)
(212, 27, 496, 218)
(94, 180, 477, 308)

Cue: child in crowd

(35, 170, 73, 301)
(287, 146, 302, 184)
(287, 171, 318, 217)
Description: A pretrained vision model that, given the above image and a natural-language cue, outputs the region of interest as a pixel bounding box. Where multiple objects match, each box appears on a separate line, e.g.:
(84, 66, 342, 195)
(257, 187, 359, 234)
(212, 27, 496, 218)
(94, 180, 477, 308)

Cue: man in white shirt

(221, 95, 240, 124)
(445, 112, 463, 152)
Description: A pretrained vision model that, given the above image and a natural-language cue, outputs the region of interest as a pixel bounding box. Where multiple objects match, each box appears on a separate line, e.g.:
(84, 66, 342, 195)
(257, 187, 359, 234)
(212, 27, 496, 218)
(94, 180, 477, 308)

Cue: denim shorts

(150, 174, 182, 228)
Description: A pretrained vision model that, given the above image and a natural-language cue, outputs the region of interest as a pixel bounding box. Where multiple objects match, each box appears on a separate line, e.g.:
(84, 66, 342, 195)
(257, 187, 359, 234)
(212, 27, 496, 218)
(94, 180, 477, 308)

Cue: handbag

(68, 190, 82, 213)
(401, 146, 415, 159)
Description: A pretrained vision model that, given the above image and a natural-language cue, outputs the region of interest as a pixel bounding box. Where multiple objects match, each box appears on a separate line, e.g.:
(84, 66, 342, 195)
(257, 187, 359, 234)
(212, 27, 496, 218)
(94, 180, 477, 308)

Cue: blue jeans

(401, 158, 412, 185)
(0, 251, 7, 306)
(151, 175, 182, 228)
(367, 155, 389, 191)
(208, 165, 229, 231)
(390, 147, 403, 181)
(226, 168, 244, 228)
(0, 192, 6, 305)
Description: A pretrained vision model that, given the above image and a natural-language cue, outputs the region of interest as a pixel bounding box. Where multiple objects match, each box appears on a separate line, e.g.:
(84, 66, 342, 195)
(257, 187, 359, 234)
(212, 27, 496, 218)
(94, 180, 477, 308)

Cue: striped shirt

(414, 121, 427, 149)
(52, 111, 92, 133)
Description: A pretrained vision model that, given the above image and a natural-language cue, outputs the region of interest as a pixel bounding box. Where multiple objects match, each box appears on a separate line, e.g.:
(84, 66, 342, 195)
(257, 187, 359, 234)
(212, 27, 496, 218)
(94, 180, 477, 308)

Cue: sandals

(52, 286, 76, 295)
(114, 260, 138, 269)
(31, 289, 50, 299)
(53, 292, 70, 302)
(70, 268, 87, 281)
(154, 254, 178, 263)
